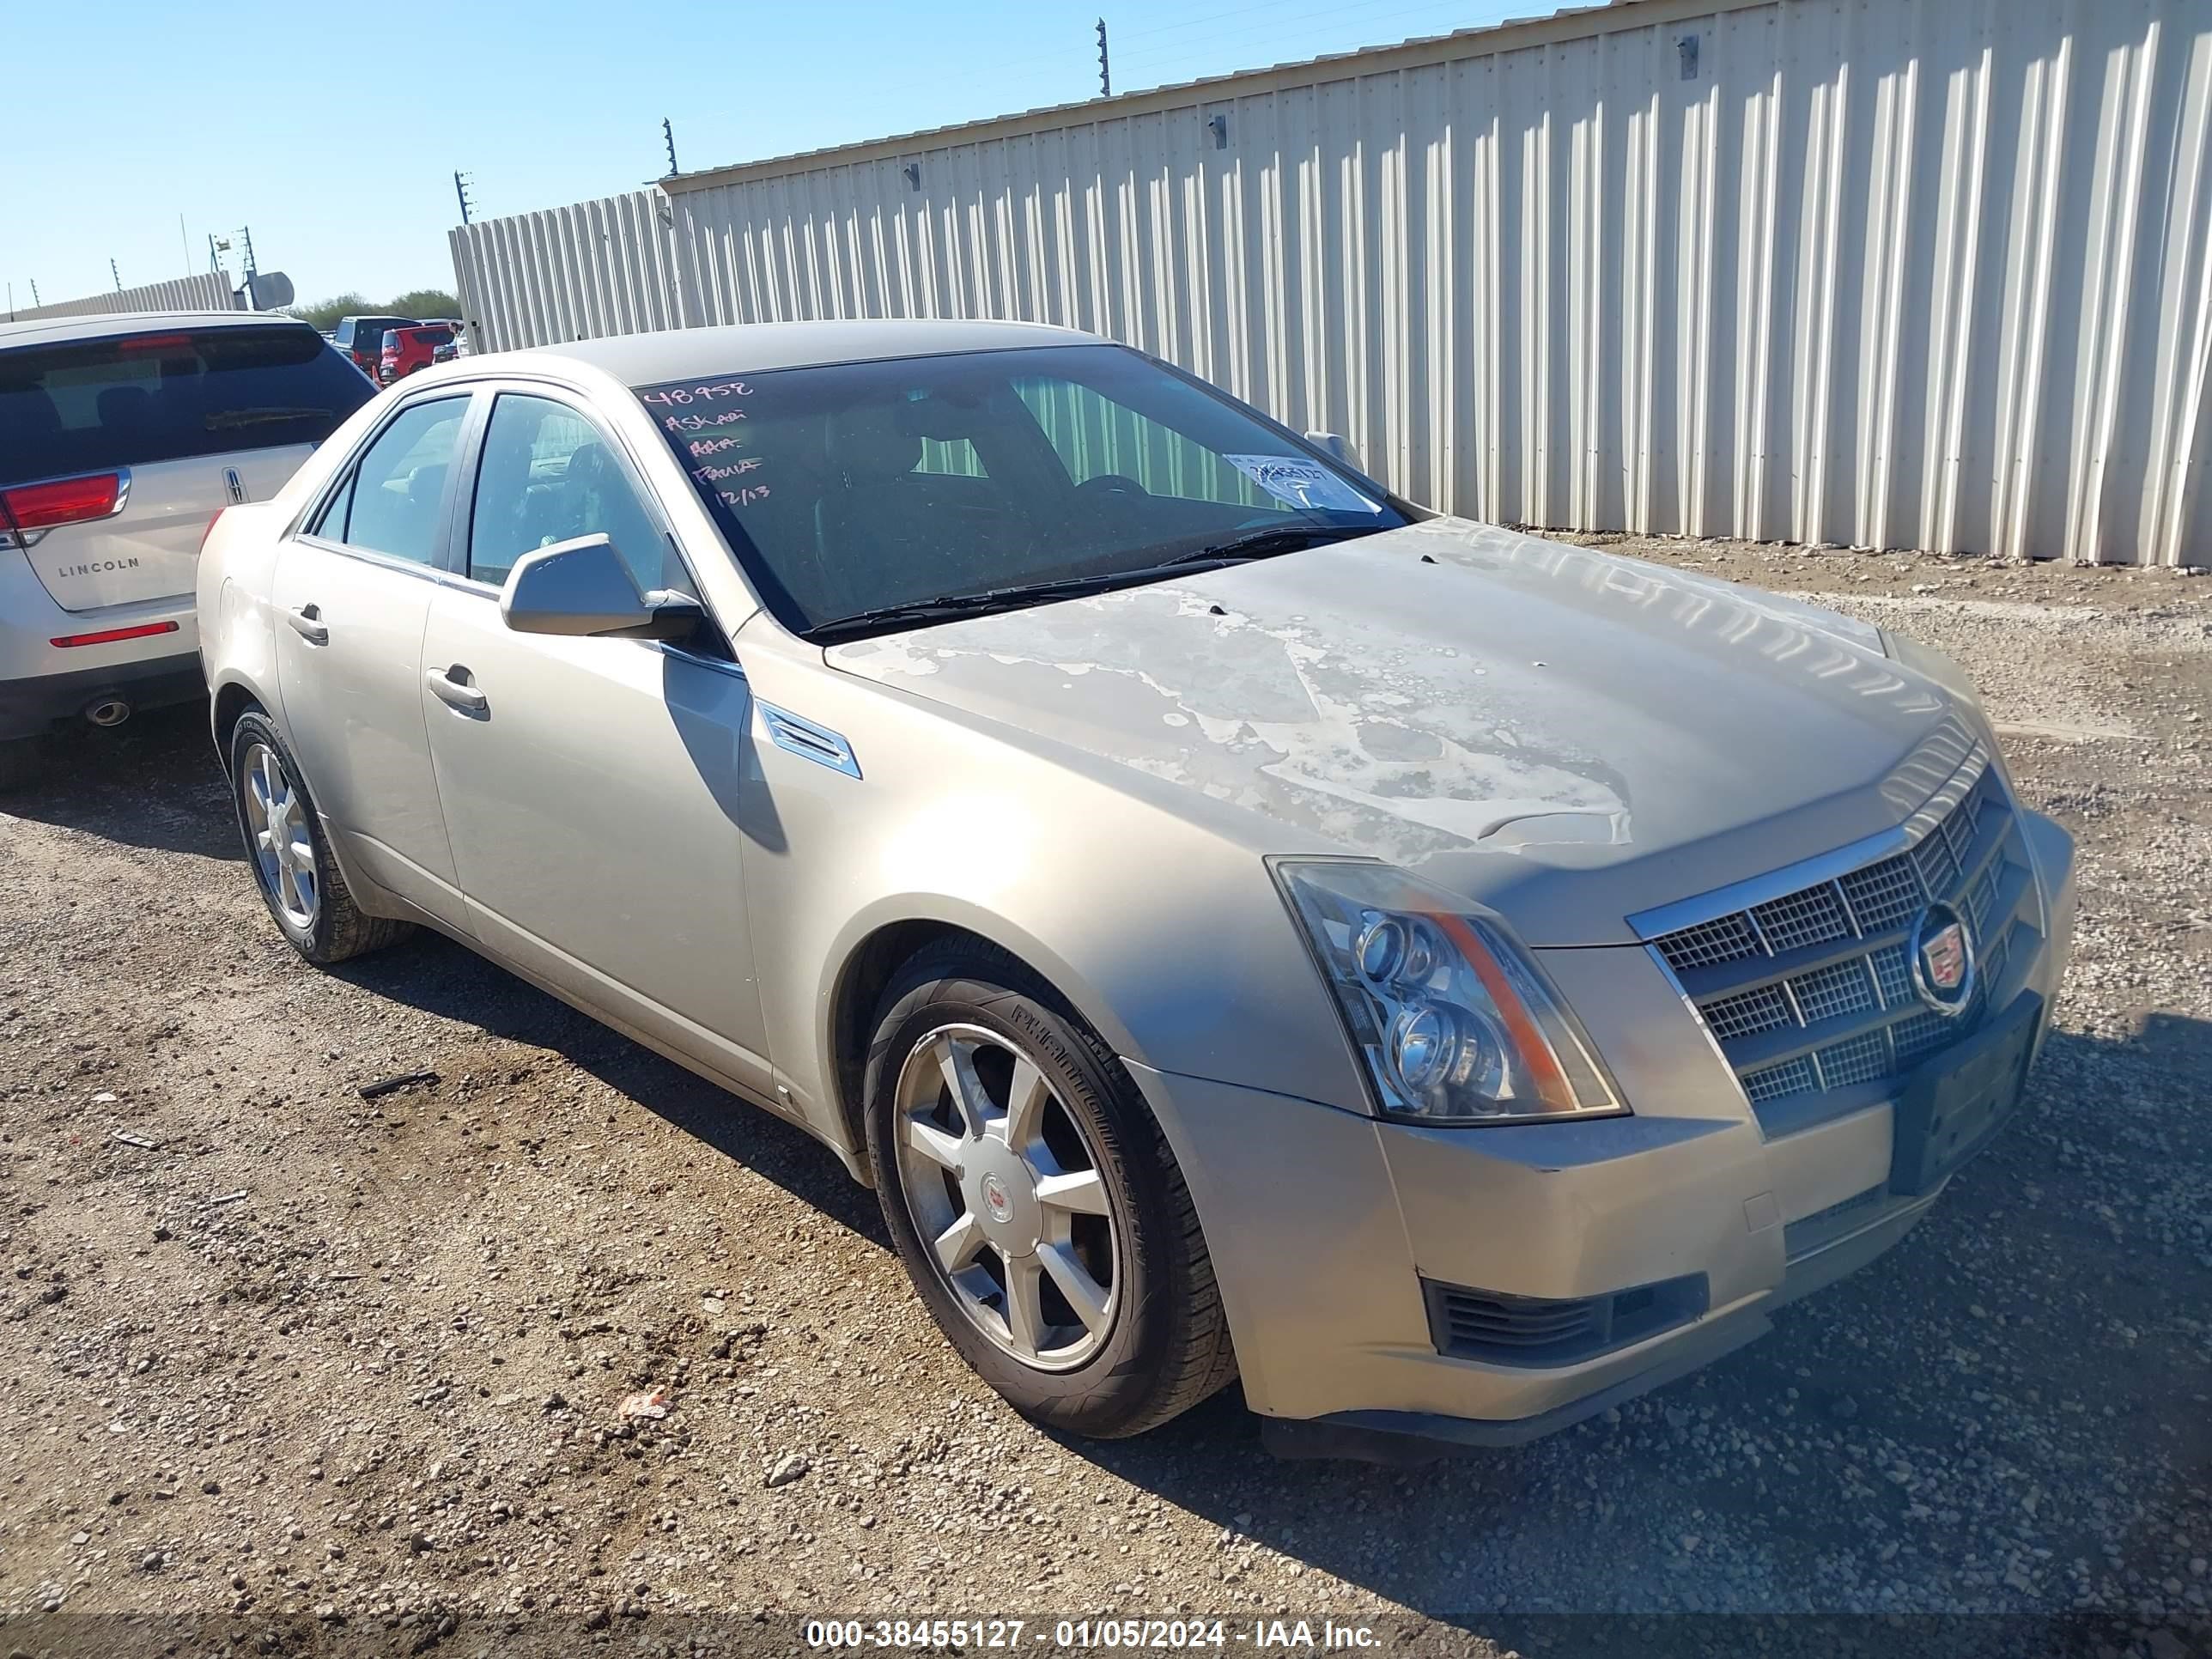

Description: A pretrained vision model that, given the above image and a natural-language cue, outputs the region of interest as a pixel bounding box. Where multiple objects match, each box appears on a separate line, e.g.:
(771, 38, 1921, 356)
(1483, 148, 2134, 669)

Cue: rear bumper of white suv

(0, 558, 201, 740)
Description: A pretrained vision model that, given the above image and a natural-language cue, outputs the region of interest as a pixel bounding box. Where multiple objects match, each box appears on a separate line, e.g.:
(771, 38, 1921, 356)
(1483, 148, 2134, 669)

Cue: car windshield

(0, 325, 374, 484)
(635, 343, 1405, 638)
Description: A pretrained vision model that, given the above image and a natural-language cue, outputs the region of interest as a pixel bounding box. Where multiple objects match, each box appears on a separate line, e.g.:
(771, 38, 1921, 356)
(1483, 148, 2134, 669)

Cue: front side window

(635, 343, 1401, 639)
(466, 392, 669, 592)
(319, 396, 466, 566)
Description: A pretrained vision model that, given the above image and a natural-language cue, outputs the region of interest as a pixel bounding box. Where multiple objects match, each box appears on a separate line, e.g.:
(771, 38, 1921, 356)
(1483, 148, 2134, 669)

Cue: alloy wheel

(240, 741, 319, 932)
(891, 1023, 1121, 1370)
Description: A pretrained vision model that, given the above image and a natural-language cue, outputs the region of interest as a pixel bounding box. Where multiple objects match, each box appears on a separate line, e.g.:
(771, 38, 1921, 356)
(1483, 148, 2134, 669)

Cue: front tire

(227, 708, 411, 964)
(863, 939, 1237, 1437)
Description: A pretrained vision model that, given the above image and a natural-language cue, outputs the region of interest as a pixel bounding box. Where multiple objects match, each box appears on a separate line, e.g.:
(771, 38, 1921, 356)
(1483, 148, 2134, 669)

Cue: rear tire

(226, 708, 411, 965)
(863, 939, 1237, 1437)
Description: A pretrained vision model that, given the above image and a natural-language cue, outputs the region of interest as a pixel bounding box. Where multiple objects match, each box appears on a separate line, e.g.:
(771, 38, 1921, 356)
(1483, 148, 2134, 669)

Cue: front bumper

(1130, 809, 2076, 1450)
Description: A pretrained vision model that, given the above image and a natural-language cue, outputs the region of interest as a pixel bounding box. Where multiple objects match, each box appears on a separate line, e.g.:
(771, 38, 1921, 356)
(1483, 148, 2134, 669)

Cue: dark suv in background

(331, 314, 415, 378)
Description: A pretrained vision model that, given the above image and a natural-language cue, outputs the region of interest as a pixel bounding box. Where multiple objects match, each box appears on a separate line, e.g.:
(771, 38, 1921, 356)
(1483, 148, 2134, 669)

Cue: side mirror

(1305, 429, 1365, 475)
(500, 533, 703, 642)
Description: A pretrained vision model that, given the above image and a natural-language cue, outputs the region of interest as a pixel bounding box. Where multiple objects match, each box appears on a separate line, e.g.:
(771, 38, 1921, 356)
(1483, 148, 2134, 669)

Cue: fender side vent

(758, 702, 860, 779)
(1424, 1273, 1708, 1369)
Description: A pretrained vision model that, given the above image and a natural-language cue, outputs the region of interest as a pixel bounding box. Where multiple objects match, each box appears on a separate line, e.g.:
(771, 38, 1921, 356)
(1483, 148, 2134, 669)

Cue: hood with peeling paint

(827, 518, 1971, 945)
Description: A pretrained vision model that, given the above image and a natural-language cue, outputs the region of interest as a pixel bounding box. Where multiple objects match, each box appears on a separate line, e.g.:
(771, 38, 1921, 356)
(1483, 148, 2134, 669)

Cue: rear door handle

(285, 604, 328, 645)
(425, 665, 489, 717)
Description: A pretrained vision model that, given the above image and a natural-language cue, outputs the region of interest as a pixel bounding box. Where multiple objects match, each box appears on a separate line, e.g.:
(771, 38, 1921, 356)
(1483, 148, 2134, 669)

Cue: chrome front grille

(1646, 757, 2042, 1132)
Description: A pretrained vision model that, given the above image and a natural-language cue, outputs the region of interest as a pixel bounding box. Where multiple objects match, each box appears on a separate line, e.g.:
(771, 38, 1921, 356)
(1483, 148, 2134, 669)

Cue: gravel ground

(0, 539, 2207, 1658)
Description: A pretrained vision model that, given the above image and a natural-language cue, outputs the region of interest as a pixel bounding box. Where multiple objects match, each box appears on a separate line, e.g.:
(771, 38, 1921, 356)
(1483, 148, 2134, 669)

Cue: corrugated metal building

(10, 270, 234, 322)
(450, 0, 2212, 565)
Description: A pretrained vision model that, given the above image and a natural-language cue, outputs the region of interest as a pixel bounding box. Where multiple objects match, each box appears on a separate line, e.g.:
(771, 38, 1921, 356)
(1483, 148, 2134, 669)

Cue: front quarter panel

(727, 629, 1372, 1152)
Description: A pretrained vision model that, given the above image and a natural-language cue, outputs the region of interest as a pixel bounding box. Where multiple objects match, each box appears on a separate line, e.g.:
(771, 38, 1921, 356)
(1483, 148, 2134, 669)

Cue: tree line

(283, 289, 459, 332)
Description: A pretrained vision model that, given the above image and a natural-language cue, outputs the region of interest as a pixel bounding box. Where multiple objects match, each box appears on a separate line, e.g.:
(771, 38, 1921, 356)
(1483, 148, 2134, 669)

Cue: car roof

(531, 318, 1103, 386)
(0, 310, 316, 350)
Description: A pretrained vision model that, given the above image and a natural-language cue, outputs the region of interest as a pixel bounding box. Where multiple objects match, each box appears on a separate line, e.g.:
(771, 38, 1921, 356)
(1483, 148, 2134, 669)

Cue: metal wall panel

(13, 270, 234, 322)
(449, 187, 690, 353)
(449, 0, 2212, 564)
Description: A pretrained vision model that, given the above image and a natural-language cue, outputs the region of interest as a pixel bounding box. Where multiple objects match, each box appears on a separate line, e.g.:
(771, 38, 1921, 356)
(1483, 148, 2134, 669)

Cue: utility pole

(1096, 17, 1110, 97)
(453, 170, 476, 226)
(662, 117, 679, 178)
(111, 258, 123, 293)
(236, 228, 259, 309)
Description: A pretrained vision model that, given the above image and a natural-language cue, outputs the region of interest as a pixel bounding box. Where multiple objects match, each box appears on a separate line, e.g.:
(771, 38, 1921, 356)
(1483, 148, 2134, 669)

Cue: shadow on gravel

(329, 930, 887, 1245)
(0, 699, 236, 859)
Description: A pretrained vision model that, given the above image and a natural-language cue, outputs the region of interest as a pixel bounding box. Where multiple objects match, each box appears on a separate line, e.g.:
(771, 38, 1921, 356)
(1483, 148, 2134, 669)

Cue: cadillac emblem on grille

(1909, 902, 1976, 1017)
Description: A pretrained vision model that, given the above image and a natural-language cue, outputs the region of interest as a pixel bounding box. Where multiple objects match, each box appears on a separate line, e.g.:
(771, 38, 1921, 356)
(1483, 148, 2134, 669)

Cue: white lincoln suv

(0, 310, 374, 786)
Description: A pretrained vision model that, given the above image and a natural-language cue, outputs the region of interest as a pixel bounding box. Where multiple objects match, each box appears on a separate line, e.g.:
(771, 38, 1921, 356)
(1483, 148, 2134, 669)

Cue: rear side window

(0, 325, 374, 485)
(317, 397, 468, 566)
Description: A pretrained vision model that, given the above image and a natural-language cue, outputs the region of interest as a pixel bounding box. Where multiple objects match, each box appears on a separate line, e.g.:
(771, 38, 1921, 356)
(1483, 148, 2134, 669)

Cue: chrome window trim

(288, 387, 477, 544)
(287, 531, 453, 585)
(454, 380, 726, 626)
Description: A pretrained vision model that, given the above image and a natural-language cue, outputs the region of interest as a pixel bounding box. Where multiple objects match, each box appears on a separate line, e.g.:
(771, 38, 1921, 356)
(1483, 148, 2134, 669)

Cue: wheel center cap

(963, 1142, 1041, 1255)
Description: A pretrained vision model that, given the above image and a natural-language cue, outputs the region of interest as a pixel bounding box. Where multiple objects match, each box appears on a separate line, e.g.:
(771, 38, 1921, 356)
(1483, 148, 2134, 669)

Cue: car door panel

(270, 393, 474, 926)
(271, 544, 460, 914)
(421, 385, 773, 1101)
(419, 595, 775, 1097)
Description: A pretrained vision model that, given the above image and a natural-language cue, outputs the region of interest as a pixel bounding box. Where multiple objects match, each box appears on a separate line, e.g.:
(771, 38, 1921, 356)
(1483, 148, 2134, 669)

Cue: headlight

(1880, 627, 1984, 707)
(1271, 859, 1624, 1126)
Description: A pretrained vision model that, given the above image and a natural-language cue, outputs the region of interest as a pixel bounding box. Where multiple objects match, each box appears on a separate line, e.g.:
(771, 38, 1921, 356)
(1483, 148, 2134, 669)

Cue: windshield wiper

(809, 573, 1132, 641)
(807, 526, 1384, 641)
(204, 406, 333, 430)
(1159, 523, 1380, 567)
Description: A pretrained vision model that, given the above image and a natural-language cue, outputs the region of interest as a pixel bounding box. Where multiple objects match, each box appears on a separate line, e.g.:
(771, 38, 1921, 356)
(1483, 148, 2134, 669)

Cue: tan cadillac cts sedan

(197, 320, 2075, 1456)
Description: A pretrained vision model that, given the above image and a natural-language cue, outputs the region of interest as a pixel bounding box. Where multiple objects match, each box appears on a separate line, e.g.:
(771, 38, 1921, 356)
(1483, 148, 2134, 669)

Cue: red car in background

(331, 314, 414, 379)
(377, 323, 459, 385)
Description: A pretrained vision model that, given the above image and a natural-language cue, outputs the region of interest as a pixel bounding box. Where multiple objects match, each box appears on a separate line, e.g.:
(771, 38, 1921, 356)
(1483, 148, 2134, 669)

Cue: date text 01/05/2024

(801, 1618, 1385, 1650)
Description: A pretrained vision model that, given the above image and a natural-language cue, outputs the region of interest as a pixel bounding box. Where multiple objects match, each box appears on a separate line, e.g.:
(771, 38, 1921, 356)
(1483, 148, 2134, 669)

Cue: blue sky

(3, 0, 1528, 316)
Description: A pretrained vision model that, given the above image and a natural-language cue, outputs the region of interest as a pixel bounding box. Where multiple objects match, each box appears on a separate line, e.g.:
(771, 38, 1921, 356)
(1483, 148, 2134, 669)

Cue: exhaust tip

(83, 697, 131, 728)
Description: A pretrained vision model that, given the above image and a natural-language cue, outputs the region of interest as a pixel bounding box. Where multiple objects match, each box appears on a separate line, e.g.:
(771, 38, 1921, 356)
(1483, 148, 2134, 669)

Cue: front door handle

(285, 604, 328, 645)
(425, 665, 489, 717)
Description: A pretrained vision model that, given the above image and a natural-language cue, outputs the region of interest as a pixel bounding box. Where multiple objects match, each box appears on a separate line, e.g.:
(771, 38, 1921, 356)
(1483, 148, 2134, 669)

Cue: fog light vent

(1424, 1273, 1707, 1368)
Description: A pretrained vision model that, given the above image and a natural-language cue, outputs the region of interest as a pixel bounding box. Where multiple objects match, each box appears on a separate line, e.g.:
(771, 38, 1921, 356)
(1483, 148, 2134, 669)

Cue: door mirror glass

(500, 533, 701, 641)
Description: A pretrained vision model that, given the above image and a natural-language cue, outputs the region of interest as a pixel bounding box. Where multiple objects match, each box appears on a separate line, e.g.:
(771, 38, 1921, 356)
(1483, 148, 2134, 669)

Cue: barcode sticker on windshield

(1222, 455, 1380, 514)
